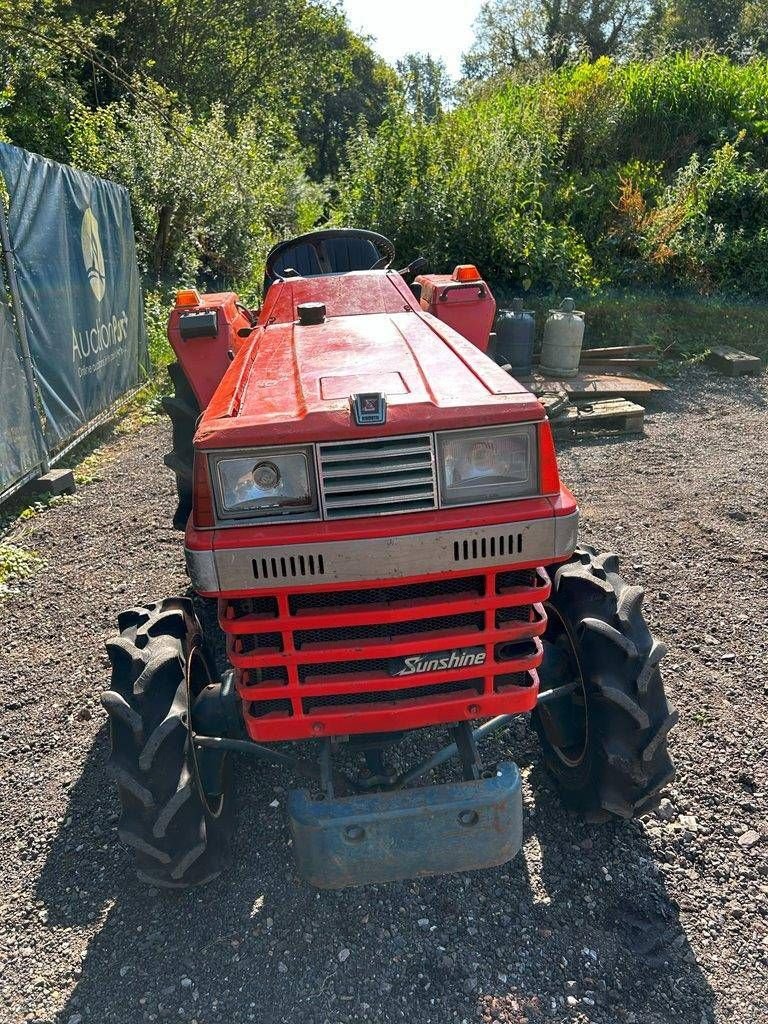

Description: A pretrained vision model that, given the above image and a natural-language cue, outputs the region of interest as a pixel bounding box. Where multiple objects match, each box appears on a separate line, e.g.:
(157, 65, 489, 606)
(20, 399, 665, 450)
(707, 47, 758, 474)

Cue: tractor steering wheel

(264, 228, 397, 285)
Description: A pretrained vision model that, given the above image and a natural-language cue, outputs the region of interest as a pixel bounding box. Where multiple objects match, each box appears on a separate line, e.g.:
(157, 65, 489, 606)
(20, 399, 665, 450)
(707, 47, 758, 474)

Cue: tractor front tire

(533, 546, 677, 821)
(102, 598, 233, 888)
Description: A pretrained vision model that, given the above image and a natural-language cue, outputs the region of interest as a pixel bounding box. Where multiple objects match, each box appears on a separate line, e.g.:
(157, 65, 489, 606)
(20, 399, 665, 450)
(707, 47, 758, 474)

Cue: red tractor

(102, 229, 676, 889)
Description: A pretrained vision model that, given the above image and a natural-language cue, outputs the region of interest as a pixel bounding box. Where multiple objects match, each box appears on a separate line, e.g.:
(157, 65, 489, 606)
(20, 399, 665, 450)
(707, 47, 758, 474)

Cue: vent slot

(249, 699, 293, 719)
(289, 575, 485, 616)
(252, 552, 325, 581)
(319, 434, 437, 520)
(453, 532, 524, 562)
(302, 679, 483, 713)
(294, 612, 485, 650)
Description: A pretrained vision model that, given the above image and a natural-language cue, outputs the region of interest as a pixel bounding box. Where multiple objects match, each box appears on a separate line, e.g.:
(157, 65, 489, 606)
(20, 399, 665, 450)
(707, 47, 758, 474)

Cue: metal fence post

(0, 198, 50, 472)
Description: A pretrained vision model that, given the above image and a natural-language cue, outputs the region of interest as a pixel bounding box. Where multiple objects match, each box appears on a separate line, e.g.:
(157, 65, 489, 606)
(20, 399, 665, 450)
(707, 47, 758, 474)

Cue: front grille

(318, 434, 437, 519)
(220, 565, 550, 738)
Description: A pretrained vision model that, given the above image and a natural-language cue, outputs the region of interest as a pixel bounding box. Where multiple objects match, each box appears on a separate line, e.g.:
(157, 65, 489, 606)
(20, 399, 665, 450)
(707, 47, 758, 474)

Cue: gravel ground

(1, 365, 767, 1024)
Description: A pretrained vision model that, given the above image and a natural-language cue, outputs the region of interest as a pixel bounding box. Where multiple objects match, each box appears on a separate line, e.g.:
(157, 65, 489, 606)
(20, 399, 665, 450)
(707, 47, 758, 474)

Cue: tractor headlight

(436, 425, 538, 506)
(212, 447, 318, 519)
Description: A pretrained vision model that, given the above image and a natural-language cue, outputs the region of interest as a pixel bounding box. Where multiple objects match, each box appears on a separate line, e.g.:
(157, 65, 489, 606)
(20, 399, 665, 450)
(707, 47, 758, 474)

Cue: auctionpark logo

(81, 207, 106, 301)
(72, 205, 130, 369)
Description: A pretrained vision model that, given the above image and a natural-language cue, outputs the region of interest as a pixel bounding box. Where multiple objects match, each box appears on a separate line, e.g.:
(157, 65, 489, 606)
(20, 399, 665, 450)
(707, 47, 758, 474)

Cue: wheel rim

(539, 602, 589, 768)
(185, 644, 226, 819)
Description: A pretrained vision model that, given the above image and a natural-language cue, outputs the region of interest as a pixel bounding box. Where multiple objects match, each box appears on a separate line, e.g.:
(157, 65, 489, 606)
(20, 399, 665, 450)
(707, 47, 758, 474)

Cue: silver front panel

(189, 510, 579, 593)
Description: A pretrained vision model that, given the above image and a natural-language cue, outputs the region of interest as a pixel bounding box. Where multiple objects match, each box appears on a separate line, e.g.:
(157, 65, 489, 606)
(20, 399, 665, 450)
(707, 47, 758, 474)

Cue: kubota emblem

(81, 207, 106, 301)
(351, 392, 387, 426)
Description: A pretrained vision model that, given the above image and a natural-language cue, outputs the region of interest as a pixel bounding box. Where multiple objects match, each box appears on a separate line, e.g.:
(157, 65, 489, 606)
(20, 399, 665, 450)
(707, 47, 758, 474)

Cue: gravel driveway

(1, 366, 766, 1024)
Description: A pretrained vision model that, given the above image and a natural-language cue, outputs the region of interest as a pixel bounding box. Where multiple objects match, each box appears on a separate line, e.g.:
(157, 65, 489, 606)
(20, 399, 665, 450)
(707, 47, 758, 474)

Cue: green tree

(638, 0, 767, 53)
(0, 0, 112, 160)
(69, 92, 325, 283)
(396, 52, 453, 120)
(65, 0, 397, 178)
(462, 0, 648, 79)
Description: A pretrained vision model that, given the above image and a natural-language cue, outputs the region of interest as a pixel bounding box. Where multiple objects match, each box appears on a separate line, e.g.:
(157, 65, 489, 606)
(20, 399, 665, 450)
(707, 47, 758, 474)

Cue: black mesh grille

(224, 596, 279, 619)
(494, 672, 532, 692)
(249, 699, 293, 718)
(302, 679, 483, 712)
(294, 612, 485, 649)
(495, 606, 533, 627)
(299, 658, 391, 684)
(288, 576, 485, 615)
(496, 569, 539, 591)
(236, 632, 283, 654)
(241, 666, 289, 686)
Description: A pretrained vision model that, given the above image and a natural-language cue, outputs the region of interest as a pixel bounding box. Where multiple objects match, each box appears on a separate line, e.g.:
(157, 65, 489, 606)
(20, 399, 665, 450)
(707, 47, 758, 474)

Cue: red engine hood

(195, 308, 542, 449)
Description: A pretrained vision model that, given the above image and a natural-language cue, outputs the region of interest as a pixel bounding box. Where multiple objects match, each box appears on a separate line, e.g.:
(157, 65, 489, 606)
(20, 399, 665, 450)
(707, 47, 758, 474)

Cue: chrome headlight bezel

(435, 424, 539, 507)
(208, 445, 320, 524)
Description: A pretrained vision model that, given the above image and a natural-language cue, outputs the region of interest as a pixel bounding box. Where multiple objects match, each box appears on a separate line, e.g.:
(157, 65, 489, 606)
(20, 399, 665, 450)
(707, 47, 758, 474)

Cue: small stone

(277, 961, 288, 973)
(679, 814, 699, 832)
(566, 996, 579, 1006)
(68, 1016, 83, 1024)
(181, 978, 193, 989)
(269, 799, 280, 809)
(338, 948, 351, 962)
(721, 653, 736, 662)
(417, 918, 430, 929)
(738, 830, 760, 849)
(657, 798, 676, 822)
(119, 965, 130, 977)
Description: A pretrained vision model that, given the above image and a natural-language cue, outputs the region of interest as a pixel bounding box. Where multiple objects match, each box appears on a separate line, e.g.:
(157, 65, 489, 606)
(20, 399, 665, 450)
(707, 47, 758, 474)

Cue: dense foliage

(2, 0, 768, 302)
(0, 0, 395, 287)
(336, 55, 768, 297)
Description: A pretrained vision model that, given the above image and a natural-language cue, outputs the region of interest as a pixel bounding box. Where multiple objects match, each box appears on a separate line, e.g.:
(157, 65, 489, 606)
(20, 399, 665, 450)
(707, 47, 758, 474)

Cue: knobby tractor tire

(533, 545, 677, 821)
(162, 362, 200, 530)
(102, 598, 233, 888)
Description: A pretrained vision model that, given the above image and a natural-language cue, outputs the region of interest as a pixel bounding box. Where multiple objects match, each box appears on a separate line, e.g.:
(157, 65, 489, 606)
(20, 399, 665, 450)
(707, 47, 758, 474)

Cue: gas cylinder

(493, 298, 536, 377)
(540, 298, 585, 378)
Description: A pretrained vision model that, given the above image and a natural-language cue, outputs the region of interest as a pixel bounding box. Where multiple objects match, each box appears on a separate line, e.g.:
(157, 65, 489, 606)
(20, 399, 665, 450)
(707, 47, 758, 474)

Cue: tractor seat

(264, 229, 396, 289)
(270, 243, 323, 279)
(319, 236, 379, 274)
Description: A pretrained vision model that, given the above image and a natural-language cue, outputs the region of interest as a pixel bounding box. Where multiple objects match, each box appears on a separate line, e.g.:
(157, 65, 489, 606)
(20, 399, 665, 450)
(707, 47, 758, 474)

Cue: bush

(70, 94, 325, 289)
(336, 98, 597, 291)
(336, 54, 768, 299)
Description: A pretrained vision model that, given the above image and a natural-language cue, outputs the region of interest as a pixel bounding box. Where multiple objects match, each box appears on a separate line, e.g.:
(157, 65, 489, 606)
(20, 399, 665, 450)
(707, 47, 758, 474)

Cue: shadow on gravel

(34, 729, 715, 1024)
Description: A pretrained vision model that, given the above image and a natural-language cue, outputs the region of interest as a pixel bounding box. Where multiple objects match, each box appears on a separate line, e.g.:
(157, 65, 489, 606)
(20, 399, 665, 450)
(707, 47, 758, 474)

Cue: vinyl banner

(0, 144, 148, 448)
(0, 294, 43, 496)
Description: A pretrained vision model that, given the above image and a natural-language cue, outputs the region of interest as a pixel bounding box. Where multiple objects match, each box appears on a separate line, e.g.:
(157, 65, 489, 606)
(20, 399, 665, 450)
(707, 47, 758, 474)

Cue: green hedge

(335, 55, 768, 300)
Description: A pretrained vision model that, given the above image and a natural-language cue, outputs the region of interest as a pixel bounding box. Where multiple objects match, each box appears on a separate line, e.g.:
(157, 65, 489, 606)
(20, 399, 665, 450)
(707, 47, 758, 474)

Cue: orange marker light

(176, 288, 202, 308)
(452, 264, 481, 282)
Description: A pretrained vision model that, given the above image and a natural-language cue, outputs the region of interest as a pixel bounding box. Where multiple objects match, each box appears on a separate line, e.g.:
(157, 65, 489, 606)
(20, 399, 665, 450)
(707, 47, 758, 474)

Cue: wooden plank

(580, 358, 658, 371)
(528, 371, 669, 400)
(705, 345, 762, 377)
(583, 344, 656, 357)
(551, 398, 645, 438)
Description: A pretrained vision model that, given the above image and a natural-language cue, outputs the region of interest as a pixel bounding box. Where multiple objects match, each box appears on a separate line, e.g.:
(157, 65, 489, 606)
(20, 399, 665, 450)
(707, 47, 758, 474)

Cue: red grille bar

(219, 566, 550, 741)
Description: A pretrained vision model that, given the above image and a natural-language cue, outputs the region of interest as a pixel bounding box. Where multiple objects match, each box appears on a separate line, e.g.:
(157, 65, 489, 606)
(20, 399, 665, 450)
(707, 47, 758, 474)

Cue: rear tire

(162, 363, 199, 530)
(102, 598, 233, 888)
(533, 546, 677, 821)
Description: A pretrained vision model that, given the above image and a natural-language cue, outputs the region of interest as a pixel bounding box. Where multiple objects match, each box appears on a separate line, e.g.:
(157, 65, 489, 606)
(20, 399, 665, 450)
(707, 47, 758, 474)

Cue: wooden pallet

(527, 370, 668, 400)
(551, 398, 645, 437)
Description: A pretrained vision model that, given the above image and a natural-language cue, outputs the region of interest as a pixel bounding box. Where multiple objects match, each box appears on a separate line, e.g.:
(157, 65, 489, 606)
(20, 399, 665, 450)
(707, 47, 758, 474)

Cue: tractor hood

(195, 309, 543, 449)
